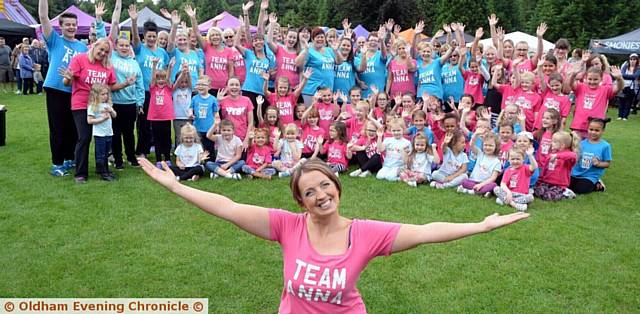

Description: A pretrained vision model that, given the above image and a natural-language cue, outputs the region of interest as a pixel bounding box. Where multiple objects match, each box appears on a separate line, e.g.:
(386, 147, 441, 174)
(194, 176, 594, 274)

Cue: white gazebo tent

(476, 31, 555, 53)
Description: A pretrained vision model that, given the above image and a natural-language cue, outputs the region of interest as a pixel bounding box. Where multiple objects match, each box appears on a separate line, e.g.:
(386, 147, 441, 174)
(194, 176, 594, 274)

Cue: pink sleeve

(269, 208, 299, 243)
(355, 219, 401, 257)
(69, 55, 82, 77)
(606, 85, 615, 99)
(265, 147, 273, 163)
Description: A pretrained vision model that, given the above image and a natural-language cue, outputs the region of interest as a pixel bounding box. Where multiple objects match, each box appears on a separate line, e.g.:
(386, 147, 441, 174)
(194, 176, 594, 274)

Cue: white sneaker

(456, 186, 466, 193)
(617, 117, 622, 120)
(513, 203, 528, 212)
(435, 182, 445, 189)
(407, 180, 417, 187)
(14, 90, 21, 94)
(430, 181, 437, 188)
(334, 172, 340, 177)
(467, 189, 476, 195)
(349, 169, 362, 177)
(496, 198, 504, 206)
(210, 173, 219, 179)
(279, 171, 290, 178)
(563, 188, 576, 199)
(232, 173, 242, 180)
(358, 170, 371, 177)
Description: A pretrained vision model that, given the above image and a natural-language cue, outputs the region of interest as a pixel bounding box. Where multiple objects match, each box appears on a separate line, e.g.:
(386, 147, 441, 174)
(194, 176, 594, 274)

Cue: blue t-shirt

(333, 61, 356, 96)
(571, 139, 612, 183)
(43, 31, 87, 92)
(416, 57, 444, 100)
(191, 94, 219, 133)
(133, 44, 170, 92)
(356, 50, 387, 97)
(406, 126, 435, 145)
(242, 49, 271, 95)
(441, 62, 465, 102)
(465, 131, 484, 172)
(302, 47, 337, 96)
(169, 48, 203, 89)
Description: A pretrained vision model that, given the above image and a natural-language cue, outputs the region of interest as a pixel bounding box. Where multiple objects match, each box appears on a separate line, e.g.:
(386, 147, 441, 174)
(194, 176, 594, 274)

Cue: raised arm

(391, 212, 529, 253)
(38, 0, 53, 38)
(139, 158, 271, 239)
(532, 22, 547, 67)
(411, 20, 424, 59)
(241, 2, 254, 45)
(293, 68, 312, 98)
(234, 18, 248, 55)
(470, 27, 483, 60)
(129, 5, 141, 48)
(109, 0, 122, 43)
(185, 5, 205, 51)
(166, 10, 180, 53)
(488, 14, 500, 48)
(257, 0, 269, 36)
(266, 13, 279, 53)
(610, 66, 625, 95)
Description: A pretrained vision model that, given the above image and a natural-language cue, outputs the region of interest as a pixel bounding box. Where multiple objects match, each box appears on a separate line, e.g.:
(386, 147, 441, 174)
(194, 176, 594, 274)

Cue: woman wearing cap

(138, 157, 528, 313)
(619, 53, 640, 120)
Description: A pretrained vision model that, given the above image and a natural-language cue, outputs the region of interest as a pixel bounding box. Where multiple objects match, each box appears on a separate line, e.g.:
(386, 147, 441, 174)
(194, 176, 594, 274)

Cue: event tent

(477, 31, 554, 53)
(119, 7, 171, 32)
(590, 28, 640, 55)
(198, 11, 257, 34)
(0, 0, 37, 25)
(50, 5, 110, 36)
(353, 25, 369, 38)
(0, 18, 35, 37)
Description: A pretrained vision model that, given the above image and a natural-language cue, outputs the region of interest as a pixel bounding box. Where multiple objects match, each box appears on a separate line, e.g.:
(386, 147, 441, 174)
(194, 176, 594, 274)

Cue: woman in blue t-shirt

(295, 27, 345, 106)
(355, 27, 388, 98)
(166, 9, 203, 89)
(334, 37, 359, 98)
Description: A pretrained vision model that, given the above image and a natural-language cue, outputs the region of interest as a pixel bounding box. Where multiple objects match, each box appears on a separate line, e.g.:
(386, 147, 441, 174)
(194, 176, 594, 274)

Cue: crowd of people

(26, 0, 632, 210)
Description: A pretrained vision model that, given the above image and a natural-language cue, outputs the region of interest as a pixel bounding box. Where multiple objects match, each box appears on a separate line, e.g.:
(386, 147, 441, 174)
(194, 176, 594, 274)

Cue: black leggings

(136, 92, 153, 155)
(354, 151, 383, 172)
(150, 120, 172, 162)
(569, 177, 598, 194)
(45, 87, 77, 165)
(170, 165, 205, 181)
(112, 104, 137, 165)
(72, 110, 93, 178)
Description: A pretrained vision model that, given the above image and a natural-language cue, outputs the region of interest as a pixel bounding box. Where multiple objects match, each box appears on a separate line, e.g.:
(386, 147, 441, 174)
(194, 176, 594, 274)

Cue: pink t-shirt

(268, 93, 296, 125)
(69, 53, 116, 110)
(323, 141, 348, 168)
(147, 84, 174, 121)
(355, 136, 379, 158)
(301, 125, 326, 154)
(501, 165, 533, 194)
(220, 96, 254, 140)
(515, 58, 534, 73)
(203, 43, 233, 89)
(257, 123, 280, 148)
(388, 58, 416, 96)
(499, 140, 514, 167)
(372, 107, 385, 124)
(534, 91, 571, 130)
(246, 144, 273, 169)
(344, 117, 365, 142)
(269, 209, 401, 314)
(536, 130, 553, 170)
(571, 83, 615, 131)
(512, 89, 542, 131)
(463, 70, 484, 104)
(496, 84, 517, 110)
(230, 48, 246, 84)
(316, 102, 337, 135)
(276, 46, 300, 88)
(539, 150, 577, 188)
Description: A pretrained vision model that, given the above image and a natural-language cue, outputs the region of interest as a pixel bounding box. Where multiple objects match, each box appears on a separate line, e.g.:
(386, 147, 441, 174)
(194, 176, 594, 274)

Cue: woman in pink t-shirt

(386, 38, 416, 97)
(139, 157, 528, 313)
(267, 18, 301, 89)
(61, 38, 119, 183)
(195, 24, 234, 94)
(223, 28, 246, 84)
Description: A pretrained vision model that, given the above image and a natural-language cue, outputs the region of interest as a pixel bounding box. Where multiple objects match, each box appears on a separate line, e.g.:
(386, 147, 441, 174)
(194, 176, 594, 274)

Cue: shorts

(0, 66, 12, 83)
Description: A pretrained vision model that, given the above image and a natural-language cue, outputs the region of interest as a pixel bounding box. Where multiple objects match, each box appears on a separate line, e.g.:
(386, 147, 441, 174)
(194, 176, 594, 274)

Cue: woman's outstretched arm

(391, 212, 529, 253)
(139, 158, 271, 240)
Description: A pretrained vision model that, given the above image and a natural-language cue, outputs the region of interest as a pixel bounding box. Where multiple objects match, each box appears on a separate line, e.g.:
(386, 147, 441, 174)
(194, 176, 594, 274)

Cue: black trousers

(569, 177, 597, 194)
(618, 87, 635, 119)
(199, 131, 215, 162)
(136, 91, 153, 155)
(354, 151, 383, 172)
(72, 110, 93, 178)
(150, 120, 172, 162)
(170, 164, 205, 181)
(45, 87, 77, 165)
(22, 77, 34, 94)
(112, 104, 138, 166)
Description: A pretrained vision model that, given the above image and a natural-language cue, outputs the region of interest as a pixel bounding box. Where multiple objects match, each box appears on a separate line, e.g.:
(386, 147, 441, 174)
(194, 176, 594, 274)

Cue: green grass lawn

(0, 92, 638, 313)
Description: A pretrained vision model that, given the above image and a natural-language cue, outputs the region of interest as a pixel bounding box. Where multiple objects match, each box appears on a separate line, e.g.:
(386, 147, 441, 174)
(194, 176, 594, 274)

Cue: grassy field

(0, 92, 638, 313)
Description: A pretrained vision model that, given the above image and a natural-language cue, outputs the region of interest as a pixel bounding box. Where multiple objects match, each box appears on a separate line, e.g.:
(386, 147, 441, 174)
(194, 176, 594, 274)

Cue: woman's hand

(482, 212, 529, 232)
(138, 158, 179, 191)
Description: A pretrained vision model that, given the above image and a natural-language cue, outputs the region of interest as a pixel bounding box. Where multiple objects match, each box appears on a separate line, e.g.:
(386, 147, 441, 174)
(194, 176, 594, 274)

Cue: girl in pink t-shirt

(512, 71, 542, 131)
(262, 69, 311, 126)
(218, 77, 254, 149)
(386, 38, 417, 97)
(256, 98, 281, 148)
(300, 106, 326, 159)
(497, 123, 515, 167)
(321, 121, 351, 174)
(569, 66, 624, 137)
(534, 131, 579, 201)
(241, 128, 275, 179)
(494, 147, 538, 212)
(533, 108, 561, 170)
(313, 87, 340, 135)
(148, 58, 181, 163)
(536, 73, 571, 129)
(460, 53, 489, 105)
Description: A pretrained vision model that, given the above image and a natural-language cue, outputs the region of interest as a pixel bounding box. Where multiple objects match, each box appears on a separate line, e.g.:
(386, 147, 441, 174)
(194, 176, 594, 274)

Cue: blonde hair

(387, 117, 406, 131)
(284, 123, 299, 136)
(417, 41, 431, 52)
(87, 38, 112, 67)
(482, 132, 501, 156)
(180, 123, 200, 144)
(520, 72, 535, 83)
(88, 83, 111, 113)
(553, 131, 580, 154)
(355, 100, 370, 113)
(207, 27, 223, 39)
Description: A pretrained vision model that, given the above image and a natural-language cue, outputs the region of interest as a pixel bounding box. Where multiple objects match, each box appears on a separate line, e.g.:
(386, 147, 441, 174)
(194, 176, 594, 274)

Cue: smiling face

(157, 32, 169, 48)
(503, 41, 514, 58)
(587, 121, 604, 141)
(254, 131, 268, 146)
(296, 106, 306, 119)
(586, 72, 602, 88)
(542, 60, 556, 75)
(349, 89, 361, 104)
(60, 17, 78, 39)
(266, 108, 278, 126)
(252, 35, 264, 50)
(420, 45, 432, 61)
(482, 140, 497, 155)
(499, 126, 513, 142)
(414, 138, 427, 152)
(508, 150, 524, 168)
(541, 111, 557, 129)
(376, 94, 388, 110)
(313, 34, 326, 49)
(221, 125, 235, 140)
(227, 78, 241, 96)
(515, 43, 528, 58)
(412, 116, 426, 130)
(177, 33, 189, 51)
(367, 35, 380, 51)
(181, 131, 196, 147)
(195, 79, 208, 94)
(390, 125, 404, 139)
(520, 77, 534, 92)
(339, 39, 352, 57)
(297, 170, 341, 217)
(285, 31, 298, 48)
(549, 79, 562, 94)
(443, 117, 457, 133)
(116, 39, 130, 57)
(144, 31, 157, 47)
(223, 30, 235, 46)
(319, 89, 332, 103)
(277, 79, 290, 96)
(209, 30, 222, 46)
(92, 41, 110, 61)
(515, 135, 531, 150)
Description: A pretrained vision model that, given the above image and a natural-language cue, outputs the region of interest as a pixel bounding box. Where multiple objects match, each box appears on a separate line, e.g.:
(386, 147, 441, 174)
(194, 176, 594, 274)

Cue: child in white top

(273, 123, 306, 177)
(457, 132, 502, 196)
(430, 129, 469, 189)
(376, 118, 412, 181)
(400, 133, 440, 187)
(87, 83, 117, 181)
(205, 119, 244, 179)
(170, 124, 207, 181)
